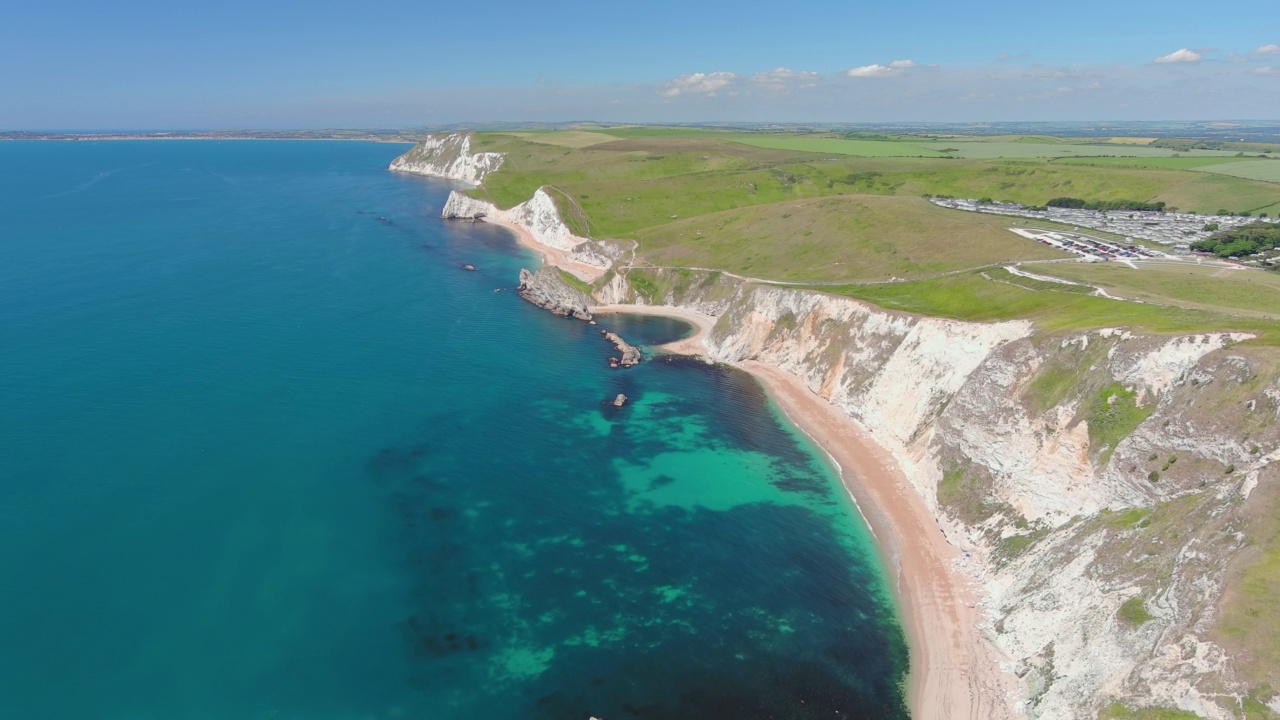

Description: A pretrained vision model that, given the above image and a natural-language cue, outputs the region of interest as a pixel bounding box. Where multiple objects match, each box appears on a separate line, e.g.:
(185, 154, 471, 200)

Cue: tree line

(1190, 222, 1280, 259)
(1046, 197, 1168, 212)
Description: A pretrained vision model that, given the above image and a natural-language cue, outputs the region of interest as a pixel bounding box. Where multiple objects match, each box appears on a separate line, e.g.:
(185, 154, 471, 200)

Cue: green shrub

(1118, 598, 1154, 628)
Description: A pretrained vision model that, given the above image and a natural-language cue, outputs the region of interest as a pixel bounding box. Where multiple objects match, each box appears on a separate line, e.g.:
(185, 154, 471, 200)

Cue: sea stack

(602, 330, 641, 368)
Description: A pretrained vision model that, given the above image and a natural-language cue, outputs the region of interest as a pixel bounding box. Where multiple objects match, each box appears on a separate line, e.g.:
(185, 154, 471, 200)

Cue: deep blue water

(0, 140, 908, 719)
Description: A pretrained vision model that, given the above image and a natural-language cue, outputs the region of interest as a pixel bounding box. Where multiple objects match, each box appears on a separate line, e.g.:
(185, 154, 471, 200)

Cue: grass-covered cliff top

(463, 127, 1280, 342)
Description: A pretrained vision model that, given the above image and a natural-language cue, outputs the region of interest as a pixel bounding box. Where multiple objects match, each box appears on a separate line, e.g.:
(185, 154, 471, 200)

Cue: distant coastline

(0, 131, 420, 143)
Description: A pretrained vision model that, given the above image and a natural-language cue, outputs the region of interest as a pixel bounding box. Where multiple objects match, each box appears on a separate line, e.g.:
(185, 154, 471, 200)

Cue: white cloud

(750, 67, 820, 91)
(846, 64, 902, 78)
(1255, 44, 1280, 55)
(1155, 48, 1202, 63)
(846, 59, 921, 77)
(1255, 66, 1278, 75)
(658, 71, 738, 97)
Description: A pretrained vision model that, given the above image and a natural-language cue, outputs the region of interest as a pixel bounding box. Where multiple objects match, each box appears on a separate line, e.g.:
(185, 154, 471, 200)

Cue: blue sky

(2, 0, 1278, 129)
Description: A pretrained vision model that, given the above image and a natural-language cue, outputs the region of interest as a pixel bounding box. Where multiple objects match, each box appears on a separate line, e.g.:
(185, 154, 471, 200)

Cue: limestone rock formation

(603, 331, 641, 368)
(388, 132, 503, 185)
(515, 267, 593, 321)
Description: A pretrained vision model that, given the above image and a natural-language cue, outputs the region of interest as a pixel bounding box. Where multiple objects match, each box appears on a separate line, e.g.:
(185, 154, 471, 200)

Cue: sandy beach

(479, 216, 608, 282)
(589, 304, 717, 356)
(741, 363, 1018, 720)
(505, 228, 1019, 719)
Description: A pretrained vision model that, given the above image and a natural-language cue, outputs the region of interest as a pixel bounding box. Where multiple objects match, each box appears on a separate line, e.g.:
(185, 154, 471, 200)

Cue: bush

(1118, 597, 1154, 628)
(1191, 222, 1280, 258)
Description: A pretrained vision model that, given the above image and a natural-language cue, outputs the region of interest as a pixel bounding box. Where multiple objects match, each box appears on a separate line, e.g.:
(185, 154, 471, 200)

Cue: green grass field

(805, 269, 1280, 343)
(1026, 262, 1280, 320)
(504, 131, 619, 148)
(733, 135, 1258, 160)
(1192, 160, 1280, 183)
(731, 136, 947, 157)
(632, 195, 1067, 282)
(1052, 156, 1263, 170)
(468, 132, 1280, 222)
(459, 128, 1280, 338)
(916, 142, 1248, 159)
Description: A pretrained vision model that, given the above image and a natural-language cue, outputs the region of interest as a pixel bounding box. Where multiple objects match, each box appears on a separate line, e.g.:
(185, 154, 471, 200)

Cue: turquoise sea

(0, 140, 908, 719)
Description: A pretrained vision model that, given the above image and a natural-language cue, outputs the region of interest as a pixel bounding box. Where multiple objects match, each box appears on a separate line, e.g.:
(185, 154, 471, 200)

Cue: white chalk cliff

(391, 141, 1280, 719)
(389, 132, 504, 186)
(442, 187, 620, 270)
(601, 268, 1277, 719)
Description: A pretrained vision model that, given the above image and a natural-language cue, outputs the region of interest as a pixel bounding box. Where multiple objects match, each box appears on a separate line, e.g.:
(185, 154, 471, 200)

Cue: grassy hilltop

(464, 126, 1280, 343)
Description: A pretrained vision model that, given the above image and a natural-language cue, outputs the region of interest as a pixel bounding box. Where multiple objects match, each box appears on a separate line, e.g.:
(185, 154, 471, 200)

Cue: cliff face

(608, 269, 1278, 719)
(391, 142, 1280, 718)
(442, 188, 623, 270)
(389, 132, 504, 185)
(516, 267, 593, 320)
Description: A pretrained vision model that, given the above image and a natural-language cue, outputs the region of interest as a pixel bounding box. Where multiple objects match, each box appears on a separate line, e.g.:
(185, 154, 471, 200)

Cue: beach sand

(741, 362, 1018, 720)
(480, 216, 608, 282)
(501, 224, 1019, 719)
(590, 304, 717, 356)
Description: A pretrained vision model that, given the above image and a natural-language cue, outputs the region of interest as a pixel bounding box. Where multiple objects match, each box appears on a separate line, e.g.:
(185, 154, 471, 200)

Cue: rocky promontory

(388, 132, 503, 185)
(515, 267, 593, 321)
(603, 330, 641, 368)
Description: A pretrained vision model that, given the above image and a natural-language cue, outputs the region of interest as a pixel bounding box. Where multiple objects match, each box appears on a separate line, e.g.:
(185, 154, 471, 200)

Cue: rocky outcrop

(516, 267, 593, 321)
(602, 331, 641, 368)
(389, 132, 504, 185)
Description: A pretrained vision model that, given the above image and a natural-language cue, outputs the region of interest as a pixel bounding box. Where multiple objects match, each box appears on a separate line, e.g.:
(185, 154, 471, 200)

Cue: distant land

(5, 119, 1280, 146)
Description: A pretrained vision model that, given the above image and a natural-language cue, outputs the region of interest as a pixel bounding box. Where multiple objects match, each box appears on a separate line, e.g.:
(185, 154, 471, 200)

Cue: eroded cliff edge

(392, 134, 1280, 719)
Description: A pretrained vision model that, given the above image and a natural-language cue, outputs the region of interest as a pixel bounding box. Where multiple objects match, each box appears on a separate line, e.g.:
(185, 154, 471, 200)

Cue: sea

(0, 140, 908, 720)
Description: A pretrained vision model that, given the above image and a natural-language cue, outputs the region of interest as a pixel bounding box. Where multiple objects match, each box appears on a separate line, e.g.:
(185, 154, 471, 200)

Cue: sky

(2, 0, 1278, 129)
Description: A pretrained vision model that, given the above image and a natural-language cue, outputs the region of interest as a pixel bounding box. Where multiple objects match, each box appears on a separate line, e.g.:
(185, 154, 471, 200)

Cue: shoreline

(593, 301, 1019, 718)
(481, 197, 1020, 719)
(473, 215, 608, 282)
(739, 362, 1018, 720)
(590, 304, 716, 356)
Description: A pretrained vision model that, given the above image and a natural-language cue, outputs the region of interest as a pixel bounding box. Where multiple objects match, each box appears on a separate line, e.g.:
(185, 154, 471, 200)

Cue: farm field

(1051, 156, 1266, 170)
(504, 130, 619, 148)
(632, 195, 1067, 282)
(733, 135, 1262, 160)
(1025, 261, 1280, 320)
(915, 142, 1250, 159)
(1191, 160, 1280, 183)
(461, 128, 1280, 323)
(731, 136, 947, 157)
(468, 132, 1280, 223)
(807, 269, 1280, 343)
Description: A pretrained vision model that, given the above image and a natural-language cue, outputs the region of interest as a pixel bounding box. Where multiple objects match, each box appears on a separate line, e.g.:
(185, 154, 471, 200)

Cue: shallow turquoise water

(0, 140, 908, 719)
